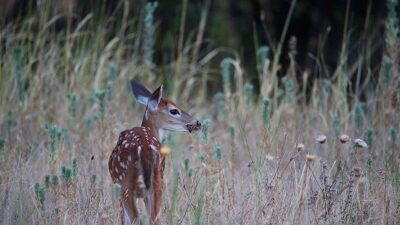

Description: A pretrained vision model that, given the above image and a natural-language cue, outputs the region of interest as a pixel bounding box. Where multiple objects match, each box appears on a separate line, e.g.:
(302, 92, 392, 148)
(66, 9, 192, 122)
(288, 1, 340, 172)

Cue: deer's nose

(196, 120, 202, 127)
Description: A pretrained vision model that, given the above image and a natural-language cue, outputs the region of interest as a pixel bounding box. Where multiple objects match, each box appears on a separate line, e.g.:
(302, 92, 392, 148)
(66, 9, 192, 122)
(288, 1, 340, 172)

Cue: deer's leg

(120, 187, 139, 225)
(151, 168, 163, 225)
(143, 169, 163, 225)
(144, 189, 153, 217)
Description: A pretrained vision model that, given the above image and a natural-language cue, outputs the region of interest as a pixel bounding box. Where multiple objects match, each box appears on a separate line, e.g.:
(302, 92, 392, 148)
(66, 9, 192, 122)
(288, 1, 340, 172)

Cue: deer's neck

(141, 110, 164, 142)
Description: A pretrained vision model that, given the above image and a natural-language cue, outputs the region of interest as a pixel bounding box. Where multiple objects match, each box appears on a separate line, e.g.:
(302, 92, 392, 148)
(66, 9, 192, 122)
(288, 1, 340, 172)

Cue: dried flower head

(295, 143, 305, 152)
(357, 177, 368, 185)
(352, 167, 363, 178)
(265, 154, 275, 161)
(316, 135, 327, 144)
(160, 146, 171, 156)
(354, 139, 368, 149)
(306, 154, 316, 162)
(339, 134, 350, 143)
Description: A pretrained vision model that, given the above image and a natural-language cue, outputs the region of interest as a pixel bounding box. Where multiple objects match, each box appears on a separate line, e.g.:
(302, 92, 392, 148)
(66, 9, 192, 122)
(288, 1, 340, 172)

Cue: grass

(0, 1, 399, 224)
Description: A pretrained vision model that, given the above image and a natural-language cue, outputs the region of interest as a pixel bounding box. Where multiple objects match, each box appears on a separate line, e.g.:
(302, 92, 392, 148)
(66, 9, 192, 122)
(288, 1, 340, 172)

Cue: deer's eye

(169, 109, 180, 115)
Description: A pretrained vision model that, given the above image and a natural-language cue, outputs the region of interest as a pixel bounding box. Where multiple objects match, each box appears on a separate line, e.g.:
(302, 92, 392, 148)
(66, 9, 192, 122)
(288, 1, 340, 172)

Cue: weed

(34, 183, 45, 211)
(244, 82, 254, 107)
(262, 98, 270, 130)
(67, 92, 77, 122)
(214, 92, 224, 120)
(0, 138, 4, 160)
(144, 2, 158, 68)
(220, 58, 234, 99)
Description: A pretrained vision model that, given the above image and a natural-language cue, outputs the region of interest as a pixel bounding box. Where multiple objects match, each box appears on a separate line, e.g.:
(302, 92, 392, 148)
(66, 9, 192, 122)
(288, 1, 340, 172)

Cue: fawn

(109, 80, 202, 225)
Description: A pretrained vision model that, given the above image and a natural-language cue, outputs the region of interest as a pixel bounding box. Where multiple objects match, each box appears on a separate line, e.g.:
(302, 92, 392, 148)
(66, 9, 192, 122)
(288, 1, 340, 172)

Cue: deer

(109, 80, 202, 225)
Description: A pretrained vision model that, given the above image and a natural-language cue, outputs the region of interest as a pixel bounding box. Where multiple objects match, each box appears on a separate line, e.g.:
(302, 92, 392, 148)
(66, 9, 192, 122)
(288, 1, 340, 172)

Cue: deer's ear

(131, 80, 152, 105)
(148, 85, 163, 112)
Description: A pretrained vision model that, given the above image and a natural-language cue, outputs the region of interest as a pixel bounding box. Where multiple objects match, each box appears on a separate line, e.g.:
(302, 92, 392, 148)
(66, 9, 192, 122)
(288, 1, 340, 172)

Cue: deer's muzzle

(186, 120, 202, 133)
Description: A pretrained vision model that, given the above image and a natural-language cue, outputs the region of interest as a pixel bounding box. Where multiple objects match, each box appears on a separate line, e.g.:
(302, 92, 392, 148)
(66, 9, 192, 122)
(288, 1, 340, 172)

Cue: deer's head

(131, 80, 202, 139)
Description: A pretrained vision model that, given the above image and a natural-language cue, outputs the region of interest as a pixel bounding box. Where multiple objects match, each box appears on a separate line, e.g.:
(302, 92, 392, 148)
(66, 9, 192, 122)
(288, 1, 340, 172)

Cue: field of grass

(0, 1, 399, 225)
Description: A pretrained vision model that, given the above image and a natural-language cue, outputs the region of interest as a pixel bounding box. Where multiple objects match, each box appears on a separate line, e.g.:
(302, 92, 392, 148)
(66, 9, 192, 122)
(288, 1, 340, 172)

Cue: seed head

(357, 177, 368, 185)
(352, 167, 363, 177)
(316, 135, 327, 144)
(306, 154, 316, 162)
(339, 134, 350, 143)
(265, 154, 275, 160)
(160, 146, 171, 156)
(295, 143, 305, 152)
(354, 139, 368, 149)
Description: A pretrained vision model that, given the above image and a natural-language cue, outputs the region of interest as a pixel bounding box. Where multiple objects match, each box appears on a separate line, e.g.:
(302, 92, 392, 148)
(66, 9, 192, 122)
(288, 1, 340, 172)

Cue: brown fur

(109, 127, 165, 225)
(109, 82, 200, 225)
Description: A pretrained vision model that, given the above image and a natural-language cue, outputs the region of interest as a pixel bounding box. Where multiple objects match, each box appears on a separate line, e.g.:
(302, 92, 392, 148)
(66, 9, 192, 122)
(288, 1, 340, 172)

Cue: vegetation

(0, 0, 399, 224)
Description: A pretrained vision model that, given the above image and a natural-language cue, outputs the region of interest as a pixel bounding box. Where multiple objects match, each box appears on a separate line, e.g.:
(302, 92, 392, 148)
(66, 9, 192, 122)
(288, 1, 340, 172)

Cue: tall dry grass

(0, 1, 399, 224)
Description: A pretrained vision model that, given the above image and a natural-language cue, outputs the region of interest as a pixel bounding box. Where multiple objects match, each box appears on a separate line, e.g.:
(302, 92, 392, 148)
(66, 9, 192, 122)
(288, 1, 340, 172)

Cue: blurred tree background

(0, 0, 391, 97)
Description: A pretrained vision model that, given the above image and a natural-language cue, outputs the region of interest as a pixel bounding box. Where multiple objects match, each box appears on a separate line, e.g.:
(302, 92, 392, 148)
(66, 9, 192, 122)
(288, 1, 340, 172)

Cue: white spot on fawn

(149, 144, 158, 151)
(128, 155, 132, 161)
(124, 143, 129, 148)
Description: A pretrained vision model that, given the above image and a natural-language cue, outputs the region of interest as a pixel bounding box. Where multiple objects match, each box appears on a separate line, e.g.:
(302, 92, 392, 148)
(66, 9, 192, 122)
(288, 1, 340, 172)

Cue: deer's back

(109, 126, 161, 188)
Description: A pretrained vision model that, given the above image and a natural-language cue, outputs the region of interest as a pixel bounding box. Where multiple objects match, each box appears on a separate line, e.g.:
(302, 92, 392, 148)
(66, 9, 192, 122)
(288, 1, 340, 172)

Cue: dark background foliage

(1, 0, 391, 93)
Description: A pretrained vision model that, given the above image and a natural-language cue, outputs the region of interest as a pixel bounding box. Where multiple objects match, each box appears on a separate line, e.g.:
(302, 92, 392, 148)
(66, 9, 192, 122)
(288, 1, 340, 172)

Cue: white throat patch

(158, 129, 164, 142)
